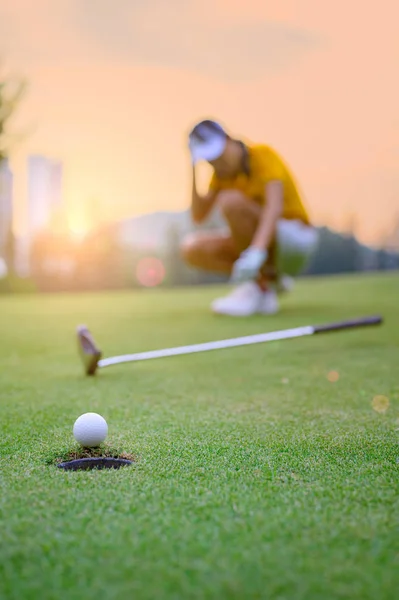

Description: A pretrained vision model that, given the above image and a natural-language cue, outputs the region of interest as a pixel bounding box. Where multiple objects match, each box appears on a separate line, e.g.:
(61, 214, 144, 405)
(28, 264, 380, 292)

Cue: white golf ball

(73, 412, 108, 447)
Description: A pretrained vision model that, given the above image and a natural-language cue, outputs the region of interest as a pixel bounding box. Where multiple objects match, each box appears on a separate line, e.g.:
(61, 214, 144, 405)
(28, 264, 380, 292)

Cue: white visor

(189, 120, 227, 164)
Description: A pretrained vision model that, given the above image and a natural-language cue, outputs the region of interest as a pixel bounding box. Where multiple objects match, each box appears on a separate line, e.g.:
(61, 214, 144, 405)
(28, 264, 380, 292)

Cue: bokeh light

(371, 395, 390, 414)
(136, 257, 165, 288)
(327, 370, 339, 382)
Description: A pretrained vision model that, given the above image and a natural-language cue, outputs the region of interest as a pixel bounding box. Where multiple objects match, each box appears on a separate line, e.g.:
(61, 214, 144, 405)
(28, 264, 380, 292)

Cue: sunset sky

(1, 0, 398, 244)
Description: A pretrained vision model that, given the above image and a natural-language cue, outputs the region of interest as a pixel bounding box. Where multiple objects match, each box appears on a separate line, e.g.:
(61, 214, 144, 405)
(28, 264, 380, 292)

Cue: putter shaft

(98, 325, 314, 368)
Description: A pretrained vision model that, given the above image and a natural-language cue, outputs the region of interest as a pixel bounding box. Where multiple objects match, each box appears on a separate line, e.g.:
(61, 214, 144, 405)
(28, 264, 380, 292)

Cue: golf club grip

(313, 315, 383, 334)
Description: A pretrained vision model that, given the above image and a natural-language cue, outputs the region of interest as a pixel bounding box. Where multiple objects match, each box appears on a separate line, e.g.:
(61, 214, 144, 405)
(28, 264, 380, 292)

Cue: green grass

(0, 273, 398, 600)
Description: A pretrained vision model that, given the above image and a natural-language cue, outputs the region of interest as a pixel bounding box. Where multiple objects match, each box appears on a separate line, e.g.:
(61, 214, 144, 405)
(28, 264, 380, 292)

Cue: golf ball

(73, 412, 108, 447)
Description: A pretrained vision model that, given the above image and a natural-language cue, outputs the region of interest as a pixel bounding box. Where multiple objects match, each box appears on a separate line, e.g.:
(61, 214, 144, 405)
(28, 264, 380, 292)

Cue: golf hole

(57, 457, 133, 471)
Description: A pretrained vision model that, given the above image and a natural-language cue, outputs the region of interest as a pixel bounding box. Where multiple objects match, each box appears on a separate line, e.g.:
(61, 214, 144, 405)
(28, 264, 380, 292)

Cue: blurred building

(27, 155, 63, 235)
(0, 158, 13, 251)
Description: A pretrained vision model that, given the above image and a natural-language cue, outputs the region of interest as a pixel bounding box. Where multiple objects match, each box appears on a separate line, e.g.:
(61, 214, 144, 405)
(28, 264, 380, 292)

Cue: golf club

(77, 315, 383, 376)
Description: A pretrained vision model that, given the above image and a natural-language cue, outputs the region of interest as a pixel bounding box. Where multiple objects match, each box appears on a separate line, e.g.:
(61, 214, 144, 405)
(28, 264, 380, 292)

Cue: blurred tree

(304, 228, 361, 275)
(0, 68, 27, 162)
(0, 68, 26, 278)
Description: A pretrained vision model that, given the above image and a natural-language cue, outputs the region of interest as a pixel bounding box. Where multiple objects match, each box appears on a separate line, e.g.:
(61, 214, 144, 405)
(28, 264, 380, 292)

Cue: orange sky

(1, 0, 398, 244)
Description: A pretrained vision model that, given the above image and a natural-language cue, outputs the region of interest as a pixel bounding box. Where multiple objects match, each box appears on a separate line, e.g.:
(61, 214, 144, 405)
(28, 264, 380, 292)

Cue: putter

(77, 315, 383, 376)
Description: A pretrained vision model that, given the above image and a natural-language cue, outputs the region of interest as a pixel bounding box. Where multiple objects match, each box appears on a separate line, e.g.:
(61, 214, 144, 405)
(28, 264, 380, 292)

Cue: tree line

(1, 220, 397, 294)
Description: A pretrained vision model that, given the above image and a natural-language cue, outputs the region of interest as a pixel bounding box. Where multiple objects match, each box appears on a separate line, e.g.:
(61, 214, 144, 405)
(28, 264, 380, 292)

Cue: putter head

(77, 325, 102, 375)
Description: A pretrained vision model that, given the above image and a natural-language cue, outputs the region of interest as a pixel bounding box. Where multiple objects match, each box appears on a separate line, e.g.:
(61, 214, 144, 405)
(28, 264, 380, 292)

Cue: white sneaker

(211, 281, 263, 316)
(258, 289, 279, 314)
(211, 282, 279, 316)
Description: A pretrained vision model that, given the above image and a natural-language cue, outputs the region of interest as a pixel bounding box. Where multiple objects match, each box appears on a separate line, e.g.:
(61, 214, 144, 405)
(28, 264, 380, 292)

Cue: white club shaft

(98, 325, 314, 368)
